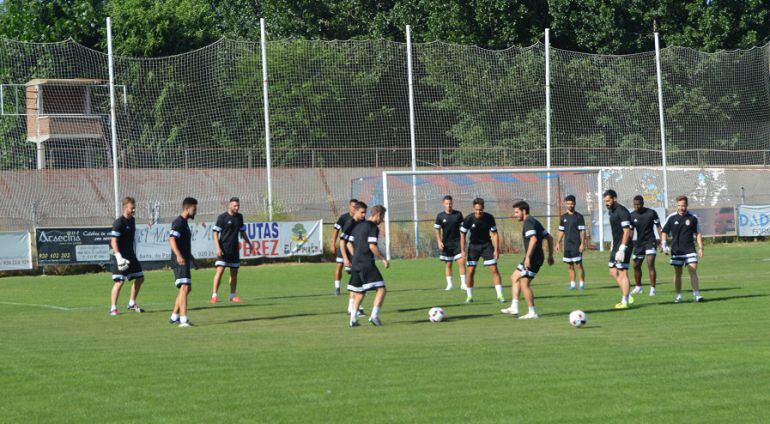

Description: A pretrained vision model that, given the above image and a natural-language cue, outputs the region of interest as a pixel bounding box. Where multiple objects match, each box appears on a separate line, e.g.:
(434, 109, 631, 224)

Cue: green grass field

(2, 243, 770, 423)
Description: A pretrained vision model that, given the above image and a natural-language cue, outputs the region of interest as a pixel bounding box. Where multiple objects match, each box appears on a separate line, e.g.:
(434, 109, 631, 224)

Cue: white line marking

(0, 301, 72, 311)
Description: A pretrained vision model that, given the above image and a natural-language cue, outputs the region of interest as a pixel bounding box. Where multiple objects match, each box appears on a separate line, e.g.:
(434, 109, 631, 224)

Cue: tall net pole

(106, 17, 121, 218)
(260, 18, 274, 221)
(545, 28, 553, 233)
(654, 32, 669, 209)
(406, 25, 419, 256)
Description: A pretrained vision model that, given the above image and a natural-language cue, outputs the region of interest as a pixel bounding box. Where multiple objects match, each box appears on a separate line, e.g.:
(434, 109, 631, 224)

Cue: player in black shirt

(210, 197, 251, 304)
(604, 190, 635, 309)
(459, 198, 504, 304)
(434, 195, 466, 291)
(330, 199, 358, 295)
(169, 197, 198, 327)
(347, 205, 390, 327)
(661, 195, 704, 303)
(555, 195, 586, 290)
(109, 197, 144, 316)
(630, 195, 663, 296)
(340, 201, 367, 317)
(501, 201, 554, 319)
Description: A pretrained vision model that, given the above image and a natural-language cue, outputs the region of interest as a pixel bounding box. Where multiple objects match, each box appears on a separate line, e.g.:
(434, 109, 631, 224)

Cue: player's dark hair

(229, 197, 240, 203)
(512, 200, 530, 214)
(676, 195, 688, 204)
(349, 198, 358, 204)
(633, 195, 644, 203)
(183, 197, 198, 208)
(603, 189, 617, 199)
(370, 204, 386, 216)
(354, 201, 367, 211)
(472, 197, 485, 207)
(564, 194, 576, 203)
(443, 195, 453, 202)
(121, 196, 135, 207)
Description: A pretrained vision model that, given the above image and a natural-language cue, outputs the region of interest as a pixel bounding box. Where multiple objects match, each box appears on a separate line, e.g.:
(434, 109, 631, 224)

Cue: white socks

(510, 300, 519, 313)
(579, 280, 585, 288)
(170, 313, 179, 321)
(460, 275, 467, 289)
(334, 280, 341, 289)
(445, 276, 453, 289)
(621, 295, 629, 305)
(371, 306, 381, 319)
(347, 298, 354, 314)
(127, 300, 135, 307)
(110, 304, 117, 311)
(180, 315, 188, 324)
(466, 287, 473, 297)
(693, 290, 700, 298)
(211, 293, 217, 298)
(570, 281, 576, 288)
(528, 307, 536, 315)
(494, 285, 503, 298)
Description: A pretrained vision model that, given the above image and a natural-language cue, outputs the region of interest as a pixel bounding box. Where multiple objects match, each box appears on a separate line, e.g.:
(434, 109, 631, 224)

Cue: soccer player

(604, 189, 635, 309)
(169, 197, 198, 328)
(661, 195, 704, 303)
(434, 195, 466, 291)
(555, 194, 586, 290)
(109, 197, 144, 316)
(460, 198, 504, 304)
(330, 199, 358, 295)
(347, 204, 390, 327)
(340, 201, 367, 317)
(501, 201, 554, 319)
(630, 195, 662, 296)
(210, 197, 251, 303)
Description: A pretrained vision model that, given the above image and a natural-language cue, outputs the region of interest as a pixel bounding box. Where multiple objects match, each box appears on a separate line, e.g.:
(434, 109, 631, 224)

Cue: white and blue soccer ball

(428, 307, 445, 322)
(569, 310, 587, 327)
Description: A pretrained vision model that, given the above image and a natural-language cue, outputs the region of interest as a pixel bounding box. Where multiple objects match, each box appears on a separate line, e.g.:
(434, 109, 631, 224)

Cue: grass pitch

(1, 243, 770, 423)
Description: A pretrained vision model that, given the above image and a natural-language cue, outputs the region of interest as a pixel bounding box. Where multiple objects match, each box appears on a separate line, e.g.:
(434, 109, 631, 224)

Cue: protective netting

(1, 35, 770, 233)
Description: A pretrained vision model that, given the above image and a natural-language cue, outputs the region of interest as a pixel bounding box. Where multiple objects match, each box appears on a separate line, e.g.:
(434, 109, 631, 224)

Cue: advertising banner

(35, 227, 112, 265)
(737, 205, 770, 236)
(0, 232, 33, 270)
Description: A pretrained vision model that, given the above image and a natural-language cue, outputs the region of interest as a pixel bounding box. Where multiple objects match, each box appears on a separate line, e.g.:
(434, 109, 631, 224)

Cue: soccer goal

(379, 167, 606, 260)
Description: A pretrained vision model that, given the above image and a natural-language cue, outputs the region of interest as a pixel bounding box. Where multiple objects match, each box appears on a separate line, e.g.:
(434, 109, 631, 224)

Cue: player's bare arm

(555, 230, 563, 252)
(697, 232, 703, 258)
(214, 230, 223, 257)
(340, 238, 351, 267)
(330, 228, 340, 255)
(435, 227, 443, 251)
(460, 232, 467, 258)
(546, 234, 555, 265)
(169, 236, 185, 266)
(492, 231, 500, 260)
(370, 243, 389, 269)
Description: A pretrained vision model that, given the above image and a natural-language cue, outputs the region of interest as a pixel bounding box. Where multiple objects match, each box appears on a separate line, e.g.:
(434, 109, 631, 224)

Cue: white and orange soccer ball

(569, 310, 587, 327)
(428, 307, 445, 322)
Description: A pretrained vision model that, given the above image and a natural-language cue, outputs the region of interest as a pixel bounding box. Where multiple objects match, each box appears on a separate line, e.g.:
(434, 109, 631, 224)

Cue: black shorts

(215, 250, 240, 268)
(171, 256, 192, 287)
(608, 244, 633, 269)
(670, 251, 698, 267)
(440, 241, 463, 262)
(347, 264, 385, 293)
(562, 246, 582, 263)
(516, 256, 544, 279)
(467, 243, 496, 267)
(632, 241, 657, 260)
(111, 255, 144, 281)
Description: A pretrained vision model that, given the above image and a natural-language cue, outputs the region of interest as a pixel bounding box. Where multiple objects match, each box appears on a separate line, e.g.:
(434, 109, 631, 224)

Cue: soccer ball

(428, 307, 445, 322)
(569, 310, 587, 327)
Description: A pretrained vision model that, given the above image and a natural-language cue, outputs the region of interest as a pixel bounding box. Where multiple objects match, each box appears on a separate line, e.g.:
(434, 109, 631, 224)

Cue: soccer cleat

(178, 322, 192, 328)
(209, 296, 219, 304)
(357, 307, 366, 317)
(109, 309, 119, 316)
(445, 284, 453, 291)
(368, 317, 383, 326)
(334, 287, 341, 296)
(649, 287, 657, 296)
(465, 296, 474, 304)
(127, 304, 144, 313)
(229, 296, 243, 303)
(628, 295, 635, 305)
(694, 295, 704, 303)
(518, 312, 539, 320)
(674, 295, 683, 304)
(497, 296, 506, 303)
(568, 285, 576, 291)
(500, 307, 519, 316)
(614, 302, 629, 309)
(579, 285, 585, 291)
(169, 317, 180, 324)
(349, 320, 360, 328)
(460, 284, 467, 291)
(630, 286, 643, 295)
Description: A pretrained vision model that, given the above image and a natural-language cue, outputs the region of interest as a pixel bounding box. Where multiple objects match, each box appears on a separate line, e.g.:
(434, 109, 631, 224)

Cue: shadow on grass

(143, 303, 276, 314)
(396, 303, 468, 313)
(401, 313, 495, 324)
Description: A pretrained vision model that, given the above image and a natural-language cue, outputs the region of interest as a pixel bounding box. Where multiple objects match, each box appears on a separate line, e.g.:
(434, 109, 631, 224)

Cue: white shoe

(649, 287, 657, 296)
(445, 284, 453, 291)
(630, 286, 643, 295)
(518, 312, 539, 320)
(500, 307, 519, 316)
(674, 294, 683, 303)
(178, 322, 191, 328)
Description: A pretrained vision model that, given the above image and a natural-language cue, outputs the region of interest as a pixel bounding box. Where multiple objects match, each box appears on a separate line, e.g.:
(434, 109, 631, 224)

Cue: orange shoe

(230, 296, 243, 303)
(209, 296, 218, 304)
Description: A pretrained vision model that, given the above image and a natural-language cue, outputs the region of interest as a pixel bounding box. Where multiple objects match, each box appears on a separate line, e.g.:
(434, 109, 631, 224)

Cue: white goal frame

(381, 167, 608, 260)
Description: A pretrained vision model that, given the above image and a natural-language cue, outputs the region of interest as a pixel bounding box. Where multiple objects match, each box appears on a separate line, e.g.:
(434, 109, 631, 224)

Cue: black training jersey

(350, 220, 379, 267)
(522, 215, 549, 261)
(631, 207, 660, 245)
(214, 212, 245, 254)
(340, 218, 361, 242)
(608, 203, 633, 246)
(461, 212, 497, 245)
(111, 215, 137, 258)
(170, 215, 192, 259)
(558, 211, 585, 250)
(662, 212, 700, 255)
(434, 210, 464, 244)
(334, 213, 353, 238)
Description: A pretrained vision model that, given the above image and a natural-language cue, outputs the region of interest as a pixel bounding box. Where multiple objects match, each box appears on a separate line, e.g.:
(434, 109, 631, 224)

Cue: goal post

(381, 167, 605, 260)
